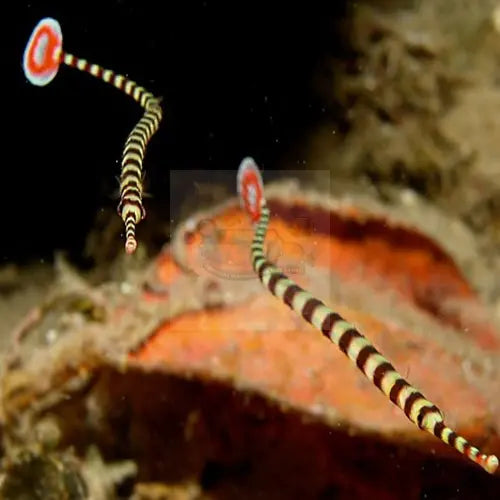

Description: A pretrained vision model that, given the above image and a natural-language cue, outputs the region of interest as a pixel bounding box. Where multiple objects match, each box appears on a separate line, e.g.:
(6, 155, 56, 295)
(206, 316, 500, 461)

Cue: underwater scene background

(2, 1, 500, 498)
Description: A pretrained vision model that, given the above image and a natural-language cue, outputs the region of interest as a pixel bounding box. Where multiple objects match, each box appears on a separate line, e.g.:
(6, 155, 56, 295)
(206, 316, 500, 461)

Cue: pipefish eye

(23, 17, 63, 86)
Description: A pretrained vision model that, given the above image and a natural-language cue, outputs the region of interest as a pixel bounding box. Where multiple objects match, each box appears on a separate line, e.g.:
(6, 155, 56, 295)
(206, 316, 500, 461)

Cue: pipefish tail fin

(23, 17, 163, 255)
(237, 157, 265, 224)
(236, 158, 498, 475)
(23, 17, 63, 86)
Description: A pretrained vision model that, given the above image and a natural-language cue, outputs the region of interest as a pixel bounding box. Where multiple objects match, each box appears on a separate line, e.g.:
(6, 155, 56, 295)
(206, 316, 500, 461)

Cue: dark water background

(8, 1, 348, 263)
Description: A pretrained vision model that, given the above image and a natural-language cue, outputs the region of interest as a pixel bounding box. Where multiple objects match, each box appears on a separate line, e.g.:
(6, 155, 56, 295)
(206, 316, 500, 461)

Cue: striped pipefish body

(23, 17, 163, 254)
(236, 157, 499, 475)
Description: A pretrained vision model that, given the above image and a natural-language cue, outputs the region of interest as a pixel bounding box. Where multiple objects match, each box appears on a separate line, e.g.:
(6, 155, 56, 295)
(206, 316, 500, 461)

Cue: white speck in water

(185, 217, 197, 232)
(120, 282, 134, 295)
(46, 329, 58, 344)
(310, 403, 324, 416)
(401, 189, 417, 206)
(493, 5, 500, 33)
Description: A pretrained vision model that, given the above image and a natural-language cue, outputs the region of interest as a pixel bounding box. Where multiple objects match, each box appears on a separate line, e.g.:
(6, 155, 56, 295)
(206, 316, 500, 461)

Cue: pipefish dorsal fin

(23, 17, 163, 255)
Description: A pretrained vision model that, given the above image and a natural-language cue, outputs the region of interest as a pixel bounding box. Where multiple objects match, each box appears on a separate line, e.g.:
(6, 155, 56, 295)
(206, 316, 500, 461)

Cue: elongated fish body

(23, 17, 163, 254)
(237, 157, 499, 475)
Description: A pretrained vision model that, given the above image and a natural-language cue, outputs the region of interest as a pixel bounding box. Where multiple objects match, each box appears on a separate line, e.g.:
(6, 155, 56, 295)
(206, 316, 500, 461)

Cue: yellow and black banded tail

(116, 95, 162, 254)
(23, 18, 163, 254)
(237, 158, 499, 475)
(61, 53, 163, 253)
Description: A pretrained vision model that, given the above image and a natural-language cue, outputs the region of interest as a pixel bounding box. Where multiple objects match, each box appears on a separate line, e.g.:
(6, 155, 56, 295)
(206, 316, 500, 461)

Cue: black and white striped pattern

(62, 52, 163, 254)
(241, 166, 498, 475)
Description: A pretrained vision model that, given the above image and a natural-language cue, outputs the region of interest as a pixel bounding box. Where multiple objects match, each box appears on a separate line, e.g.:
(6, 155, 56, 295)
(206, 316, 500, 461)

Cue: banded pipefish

(23, 17, 163, 254)
(237, 157, 498, 474)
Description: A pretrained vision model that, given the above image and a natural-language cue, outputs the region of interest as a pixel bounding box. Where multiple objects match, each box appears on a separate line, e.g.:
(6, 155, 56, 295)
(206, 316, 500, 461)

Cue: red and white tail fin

(23, 17, 63, 86)
(237, 157, 265, 223)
